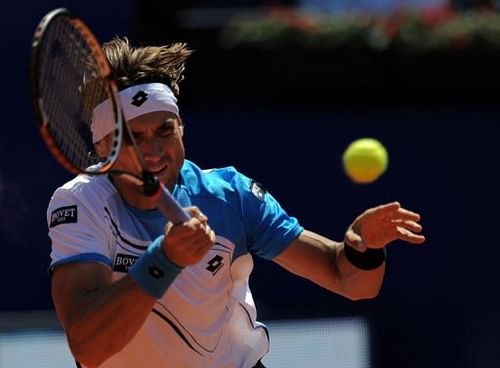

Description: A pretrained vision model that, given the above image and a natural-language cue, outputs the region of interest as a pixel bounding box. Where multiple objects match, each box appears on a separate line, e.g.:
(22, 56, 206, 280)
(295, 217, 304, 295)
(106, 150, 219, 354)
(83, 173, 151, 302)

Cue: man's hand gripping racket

(30, 8, 190, 224)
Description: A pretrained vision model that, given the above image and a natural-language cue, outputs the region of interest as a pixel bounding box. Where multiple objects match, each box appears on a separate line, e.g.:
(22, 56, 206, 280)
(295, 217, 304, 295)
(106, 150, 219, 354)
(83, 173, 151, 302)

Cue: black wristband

(344, 243, 386, 270)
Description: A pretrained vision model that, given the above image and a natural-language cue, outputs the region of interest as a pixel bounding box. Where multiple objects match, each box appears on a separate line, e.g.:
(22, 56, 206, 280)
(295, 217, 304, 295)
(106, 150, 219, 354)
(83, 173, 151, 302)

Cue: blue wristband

(129, 236, 184, 298)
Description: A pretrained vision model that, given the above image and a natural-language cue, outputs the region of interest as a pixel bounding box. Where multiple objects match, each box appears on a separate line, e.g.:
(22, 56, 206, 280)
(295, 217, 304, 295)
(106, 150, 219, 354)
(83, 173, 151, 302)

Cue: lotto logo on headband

(50, 205, 78, 228)
(131, 90, 148, 107)
(91, 83, 179, 143)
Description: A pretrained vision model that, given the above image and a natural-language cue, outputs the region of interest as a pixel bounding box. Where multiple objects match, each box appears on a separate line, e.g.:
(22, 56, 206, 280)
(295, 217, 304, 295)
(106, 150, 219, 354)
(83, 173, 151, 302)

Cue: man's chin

(155, 171, 177, 191)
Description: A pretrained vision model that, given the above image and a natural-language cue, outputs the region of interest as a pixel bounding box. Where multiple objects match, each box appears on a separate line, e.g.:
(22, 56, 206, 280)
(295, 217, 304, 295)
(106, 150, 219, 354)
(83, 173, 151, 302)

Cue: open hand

(344, 202, 425, 251)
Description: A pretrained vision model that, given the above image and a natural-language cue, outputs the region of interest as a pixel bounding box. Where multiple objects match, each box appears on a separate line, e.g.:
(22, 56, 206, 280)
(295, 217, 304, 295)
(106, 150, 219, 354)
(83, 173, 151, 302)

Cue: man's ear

(178, 117, 184, 137)
(94, 134, 112, 158)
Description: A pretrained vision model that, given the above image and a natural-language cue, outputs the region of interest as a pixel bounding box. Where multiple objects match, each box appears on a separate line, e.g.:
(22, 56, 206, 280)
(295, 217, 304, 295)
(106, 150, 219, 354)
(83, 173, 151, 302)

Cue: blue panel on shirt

(126, 160, 304, 263)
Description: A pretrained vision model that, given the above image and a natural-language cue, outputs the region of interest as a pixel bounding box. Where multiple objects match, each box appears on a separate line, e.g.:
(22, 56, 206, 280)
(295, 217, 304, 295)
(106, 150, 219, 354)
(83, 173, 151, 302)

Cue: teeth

(151, 165, 167, 174)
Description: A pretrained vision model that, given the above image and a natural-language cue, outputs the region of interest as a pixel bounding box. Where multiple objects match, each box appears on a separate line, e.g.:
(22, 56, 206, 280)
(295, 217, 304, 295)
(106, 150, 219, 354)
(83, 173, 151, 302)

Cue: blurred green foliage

(220, 7, 500, 53)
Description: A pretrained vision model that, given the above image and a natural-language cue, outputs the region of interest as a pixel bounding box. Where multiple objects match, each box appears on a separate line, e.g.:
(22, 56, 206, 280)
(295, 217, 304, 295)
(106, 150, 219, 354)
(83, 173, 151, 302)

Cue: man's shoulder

(203, 166, 241, 183)
(50, 175, 116, 207)
(182, 160, 250, 194)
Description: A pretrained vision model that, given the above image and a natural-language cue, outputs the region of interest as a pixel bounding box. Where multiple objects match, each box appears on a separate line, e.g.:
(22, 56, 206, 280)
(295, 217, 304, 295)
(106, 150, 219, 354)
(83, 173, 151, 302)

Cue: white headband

(91, 83, 179, 143)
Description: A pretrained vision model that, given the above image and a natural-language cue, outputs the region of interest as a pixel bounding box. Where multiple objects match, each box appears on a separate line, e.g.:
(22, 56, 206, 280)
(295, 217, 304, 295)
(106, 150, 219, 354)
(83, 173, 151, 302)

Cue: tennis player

(48, 37, 425, 368)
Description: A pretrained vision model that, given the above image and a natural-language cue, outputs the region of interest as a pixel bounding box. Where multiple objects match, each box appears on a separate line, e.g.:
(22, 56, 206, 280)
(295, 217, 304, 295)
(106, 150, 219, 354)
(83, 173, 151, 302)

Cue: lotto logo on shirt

(250, 181, 266, 201)
(50, 205, 77, 228)
(114, 254, 139, 273)
(206, 255, 224, 276)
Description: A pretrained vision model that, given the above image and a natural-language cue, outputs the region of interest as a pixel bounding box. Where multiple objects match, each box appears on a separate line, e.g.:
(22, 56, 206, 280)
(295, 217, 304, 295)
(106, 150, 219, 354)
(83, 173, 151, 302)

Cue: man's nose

(140, 137, 162, 159)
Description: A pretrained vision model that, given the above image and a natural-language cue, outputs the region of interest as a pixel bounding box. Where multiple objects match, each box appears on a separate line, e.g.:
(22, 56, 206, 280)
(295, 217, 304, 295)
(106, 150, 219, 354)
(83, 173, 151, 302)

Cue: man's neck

(110, 176, 159, 210)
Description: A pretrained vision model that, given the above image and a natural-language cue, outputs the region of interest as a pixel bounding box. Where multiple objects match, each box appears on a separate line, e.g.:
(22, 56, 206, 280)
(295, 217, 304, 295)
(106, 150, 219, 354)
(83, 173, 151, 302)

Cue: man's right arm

(51, 206, 215, 368)
(52, 262, 156, 368)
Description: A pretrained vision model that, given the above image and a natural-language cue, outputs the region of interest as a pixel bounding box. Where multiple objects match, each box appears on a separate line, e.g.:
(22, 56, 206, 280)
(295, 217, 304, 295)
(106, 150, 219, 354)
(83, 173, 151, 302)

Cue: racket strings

(37, 15, 110, 171)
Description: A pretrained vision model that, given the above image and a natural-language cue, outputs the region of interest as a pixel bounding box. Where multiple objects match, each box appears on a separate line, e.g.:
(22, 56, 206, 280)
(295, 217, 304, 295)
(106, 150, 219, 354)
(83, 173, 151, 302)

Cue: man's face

(114, 110, 185, 191)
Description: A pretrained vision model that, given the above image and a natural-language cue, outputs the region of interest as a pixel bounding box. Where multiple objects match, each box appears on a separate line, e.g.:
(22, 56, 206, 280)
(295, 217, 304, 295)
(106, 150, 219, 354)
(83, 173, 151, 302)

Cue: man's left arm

(273, 202, 425, 301)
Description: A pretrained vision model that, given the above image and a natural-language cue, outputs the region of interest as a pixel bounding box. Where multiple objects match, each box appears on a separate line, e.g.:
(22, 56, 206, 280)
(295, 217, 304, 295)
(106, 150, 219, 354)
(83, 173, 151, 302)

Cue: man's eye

(157, 127, 173, 136)
(132, 133, 143, 142)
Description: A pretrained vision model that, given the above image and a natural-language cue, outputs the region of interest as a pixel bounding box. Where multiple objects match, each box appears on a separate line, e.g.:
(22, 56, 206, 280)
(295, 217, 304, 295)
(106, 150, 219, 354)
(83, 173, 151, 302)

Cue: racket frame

(30, 8, 123, 176)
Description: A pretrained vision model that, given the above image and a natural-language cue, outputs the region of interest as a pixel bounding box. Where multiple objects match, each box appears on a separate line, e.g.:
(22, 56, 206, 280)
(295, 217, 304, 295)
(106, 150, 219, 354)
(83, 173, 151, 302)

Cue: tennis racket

(30, 8, 190, 224)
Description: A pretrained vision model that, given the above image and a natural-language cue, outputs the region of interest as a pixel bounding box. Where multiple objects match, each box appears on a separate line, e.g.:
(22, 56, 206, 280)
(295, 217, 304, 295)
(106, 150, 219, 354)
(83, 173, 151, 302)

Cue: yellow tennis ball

(342, 138, 388, 184)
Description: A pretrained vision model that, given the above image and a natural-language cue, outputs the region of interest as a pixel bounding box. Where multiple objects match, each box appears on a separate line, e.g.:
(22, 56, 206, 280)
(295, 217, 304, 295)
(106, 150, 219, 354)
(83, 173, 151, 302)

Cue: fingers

(180, 211, 215, 247)
(386, 218, 426, 245)
(377, 201, 401, 211)
(190, 229, 216, 256)
(386, 216, 426, 246)
(163, 206, 216, 266)
(391, 207, 421, 222)
(186, 206, 208, 223)
(396, 226, 426, 244)
(188, 220, 216, 249)
(369, 203, 422, 229)
(349, 202, 426, 249)
(391, 219, 423, 233)
(366, 201, 400, 217)
(371, 202, 420, 219)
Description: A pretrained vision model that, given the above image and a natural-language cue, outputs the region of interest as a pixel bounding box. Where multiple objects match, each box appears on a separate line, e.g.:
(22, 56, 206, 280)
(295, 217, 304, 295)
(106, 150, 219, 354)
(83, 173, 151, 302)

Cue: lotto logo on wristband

(114, 254, 139, 273)
(148, 266, 164, 279)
